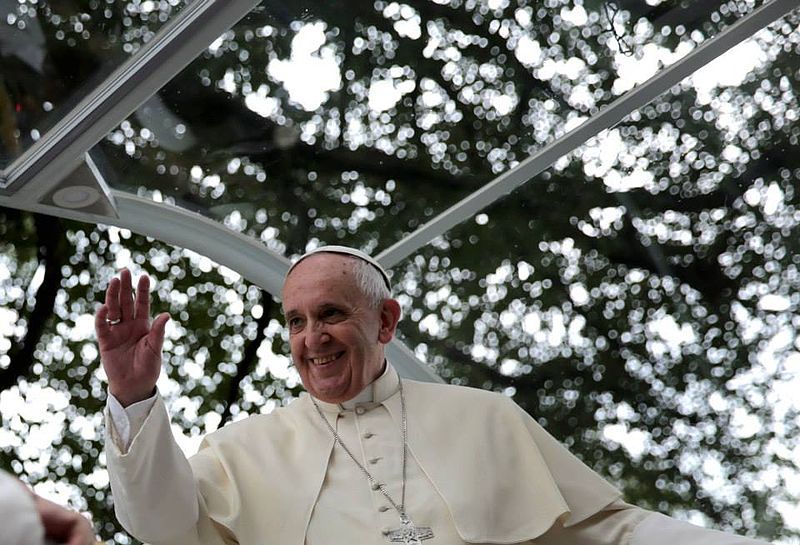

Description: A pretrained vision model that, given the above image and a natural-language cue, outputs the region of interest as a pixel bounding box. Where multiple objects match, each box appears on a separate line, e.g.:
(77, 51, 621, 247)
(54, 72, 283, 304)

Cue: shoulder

(403, 379, 518, 414)
(404, 377, 510, 401)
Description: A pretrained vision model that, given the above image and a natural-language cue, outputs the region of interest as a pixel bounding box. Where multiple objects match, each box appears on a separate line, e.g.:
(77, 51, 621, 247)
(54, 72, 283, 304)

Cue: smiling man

(98, 246, 771, 545)
(282, 249, 401, 404)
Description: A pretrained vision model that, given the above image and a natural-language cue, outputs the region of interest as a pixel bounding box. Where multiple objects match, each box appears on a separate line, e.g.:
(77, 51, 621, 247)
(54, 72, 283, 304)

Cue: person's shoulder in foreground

(0, 468, 97, 545)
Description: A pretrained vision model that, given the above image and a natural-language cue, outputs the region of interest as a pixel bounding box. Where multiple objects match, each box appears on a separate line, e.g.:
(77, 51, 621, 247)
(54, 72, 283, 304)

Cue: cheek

(289, 337, 304, 361)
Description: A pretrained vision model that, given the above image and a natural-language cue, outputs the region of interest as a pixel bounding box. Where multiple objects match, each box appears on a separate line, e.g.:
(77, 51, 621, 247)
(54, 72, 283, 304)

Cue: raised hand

(95, 269, 170, 407)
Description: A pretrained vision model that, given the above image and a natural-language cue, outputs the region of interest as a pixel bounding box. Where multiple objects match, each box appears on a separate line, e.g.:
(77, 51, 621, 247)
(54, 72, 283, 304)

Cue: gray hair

(349, 256, 391, 308)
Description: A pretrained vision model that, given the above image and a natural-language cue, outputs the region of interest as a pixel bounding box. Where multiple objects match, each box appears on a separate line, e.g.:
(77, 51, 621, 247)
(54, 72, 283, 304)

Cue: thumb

(148, 312, 170, 351)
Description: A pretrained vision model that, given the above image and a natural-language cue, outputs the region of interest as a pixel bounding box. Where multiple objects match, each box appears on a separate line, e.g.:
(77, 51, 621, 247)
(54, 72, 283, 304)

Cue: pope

(95, 246, 771, 545)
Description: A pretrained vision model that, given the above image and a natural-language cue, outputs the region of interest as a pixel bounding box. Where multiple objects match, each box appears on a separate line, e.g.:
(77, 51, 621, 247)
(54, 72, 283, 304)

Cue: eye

(287, 316, 304, 332)
(321, 307, 344, 321)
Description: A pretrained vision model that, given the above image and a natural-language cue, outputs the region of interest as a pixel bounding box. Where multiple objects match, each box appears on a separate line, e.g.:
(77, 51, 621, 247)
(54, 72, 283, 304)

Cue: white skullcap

(287, 245, 391, 290)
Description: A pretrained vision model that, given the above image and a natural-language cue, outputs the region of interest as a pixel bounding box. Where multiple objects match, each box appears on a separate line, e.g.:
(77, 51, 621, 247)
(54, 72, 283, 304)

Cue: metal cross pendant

(386, 517, 434, 544)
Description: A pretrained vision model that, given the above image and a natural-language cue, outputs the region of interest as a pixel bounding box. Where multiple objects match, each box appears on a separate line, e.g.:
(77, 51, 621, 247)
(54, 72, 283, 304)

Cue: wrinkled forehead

(283, 252, 355, 288)
(285, 245, 391, 290)
(281, 254, 359, 312)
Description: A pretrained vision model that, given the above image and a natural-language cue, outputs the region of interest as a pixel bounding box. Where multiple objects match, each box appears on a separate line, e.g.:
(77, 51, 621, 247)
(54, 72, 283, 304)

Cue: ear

(377, 299, 402, 344)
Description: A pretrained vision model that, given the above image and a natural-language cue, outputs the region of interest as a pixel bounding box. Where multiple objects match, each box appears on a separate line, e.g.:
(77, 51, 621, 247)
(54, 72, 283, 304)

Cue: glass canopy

(0, 0, 186, 170)
(88, 0, 771, 252)
(1, 0, 799, 542)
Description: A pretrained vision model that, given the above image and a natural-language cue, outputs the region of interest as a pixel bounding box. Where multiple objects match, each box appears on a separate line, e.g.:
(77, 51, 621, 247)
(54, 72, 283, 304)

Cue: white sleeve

(631, 512, 771, 545)
(535, 501, 771, 545)
(106, 391, 157, 452)
(105, 395, 202, 545)
(0, 470, 45, 545)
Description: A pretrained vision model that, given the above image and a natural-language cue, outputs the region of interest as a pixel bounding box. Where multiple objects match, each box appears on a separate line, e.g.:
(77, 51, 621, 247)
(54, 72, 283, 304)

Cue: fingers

(98, 270, 154, 335)
(49, 510, 94, 545)
(119, 268, 134, 321)
(36, 497, 90, 544)
(94, 304, 110, 336)
(104, 276, 121, 323)
(67, 515, 95, 545)
(134, 274, 150, 321)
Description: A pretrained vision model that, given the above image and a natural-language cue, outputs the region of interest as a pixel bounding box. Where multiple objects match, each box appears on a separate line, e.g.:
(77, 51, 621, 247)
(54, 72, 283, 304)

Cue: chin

(310, 383, 350, 403)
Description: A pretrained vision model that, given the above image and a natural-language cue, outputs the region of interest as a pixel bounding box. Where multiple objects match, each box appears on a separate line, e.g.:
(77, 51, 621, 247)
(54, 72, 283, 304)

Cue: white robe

(105, 364, 770, 545)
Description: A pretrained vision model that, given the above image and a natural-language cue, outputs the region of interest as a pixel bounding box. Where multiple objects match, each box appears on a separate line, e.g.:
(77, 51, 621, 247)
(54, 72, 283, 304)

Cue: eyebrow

(282, 301, 347, 318)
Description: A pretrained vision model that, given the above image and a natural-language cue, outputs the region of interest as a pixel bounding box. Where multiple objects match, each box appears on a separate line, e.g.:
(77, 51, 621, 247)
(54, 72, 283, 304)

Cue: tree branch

(0, 214, 66, 391)
(219, 294, 274, 424)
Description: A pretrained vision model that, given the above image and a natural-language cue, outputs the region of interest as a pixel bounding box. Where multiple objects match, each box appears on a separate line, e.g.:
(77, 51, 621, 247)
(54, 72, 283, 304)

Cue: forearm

(105, 394, 201, 544)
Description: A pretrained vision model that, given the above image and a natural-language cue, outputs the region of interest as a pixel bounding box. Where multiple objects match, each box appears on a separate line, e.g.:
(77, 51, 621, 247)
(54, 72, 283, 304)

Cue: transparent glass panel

(391, 10, 799, 539)
(93, 1, 764, 257)
(0, 0, 188, 169)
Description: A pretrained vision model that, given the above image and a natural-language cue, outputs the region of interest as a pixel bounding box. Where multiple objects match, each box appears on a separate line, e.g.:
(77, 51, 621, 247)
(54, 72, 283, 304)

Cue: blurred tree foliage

(1, 0, 799, 542)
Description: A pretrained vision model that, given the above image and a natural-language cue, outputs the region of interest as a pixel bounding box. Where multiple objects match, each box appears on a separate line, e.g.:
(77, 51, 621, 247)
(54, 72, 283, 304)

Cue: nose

(304, 321, 330, 349)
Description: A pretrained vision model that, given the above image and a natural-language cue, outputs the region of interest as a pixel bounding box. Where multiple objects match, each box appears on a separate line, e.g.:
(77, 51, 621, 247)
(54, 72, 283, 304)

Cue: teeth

(310, 354, 339, 365)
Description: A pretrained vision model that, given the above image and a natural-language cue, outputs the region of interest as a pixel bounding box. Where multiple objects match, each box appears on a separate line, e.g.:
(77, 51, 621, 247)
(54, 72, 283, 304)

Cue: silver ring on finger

(106, 318, 122, 325)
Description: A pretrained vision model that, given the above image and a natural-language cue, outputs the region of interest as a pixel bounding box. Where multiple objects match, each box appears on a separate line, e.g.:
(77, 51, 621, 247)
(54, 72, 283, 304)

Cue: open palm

(95, 269, 169, 407)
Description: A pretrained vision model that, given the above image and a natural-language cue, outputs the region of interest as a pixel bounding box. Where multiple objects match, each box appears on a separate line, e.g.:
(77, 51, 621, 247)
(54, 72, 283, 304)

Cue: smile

(309, 352, 344, 366)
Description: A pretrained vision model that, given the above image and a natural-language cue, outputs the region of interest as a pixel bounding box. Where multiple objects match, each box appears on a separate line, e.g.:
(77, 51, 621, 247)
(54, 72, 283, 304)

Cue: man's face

(282, 254, 399, 403)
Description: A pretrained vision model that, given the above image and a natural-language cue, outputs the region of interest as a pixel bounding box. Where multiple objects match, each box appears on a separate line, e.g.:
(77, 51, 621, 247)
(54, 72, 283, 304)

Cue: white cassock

(105, 364, 771, 545)
(0, 469, 45, 545)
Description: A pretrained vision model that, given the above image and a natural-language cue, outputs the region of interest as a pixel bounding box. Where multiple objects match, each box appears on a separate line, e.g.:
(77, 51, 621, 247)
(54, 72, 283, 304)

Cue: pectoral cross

(386, 516, 434, 544)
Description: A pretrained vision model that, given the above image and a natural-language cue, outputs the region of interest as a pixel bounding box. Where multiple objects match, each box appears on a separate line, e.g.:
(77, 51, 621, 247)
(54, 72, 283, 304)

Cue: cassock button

(369, 457, 381, 465)
(363, 432, 375, 439)
(371, 482, 382, 490)
(382, 528, 391, 536)
(379, 506, 390, 512)
(355, 406, 366, 415)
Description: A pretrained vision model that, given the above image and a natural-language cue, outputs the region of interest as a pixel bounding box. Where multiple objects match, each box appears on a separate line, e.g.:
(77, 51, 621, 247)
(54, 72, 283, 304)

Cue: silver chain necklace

(311, 378, 434, 544)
